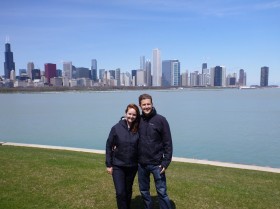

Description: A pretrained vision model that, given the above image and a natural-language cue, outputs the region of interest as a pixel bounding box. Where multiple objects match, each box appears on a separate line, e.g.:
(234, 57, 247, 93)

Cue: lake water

(0, 88, 279, 168)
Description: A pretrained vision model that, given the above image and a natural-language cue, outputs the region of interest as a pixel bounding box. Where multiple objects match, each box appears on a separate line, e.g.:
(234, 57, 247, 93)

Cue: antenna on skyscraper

(5, 35, 10, 43)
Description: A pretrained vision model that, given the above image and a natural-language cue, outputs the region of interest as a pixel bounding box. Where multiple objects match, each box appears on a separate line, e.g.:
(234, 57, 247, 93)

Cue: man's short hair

(139, 94, 153, 105)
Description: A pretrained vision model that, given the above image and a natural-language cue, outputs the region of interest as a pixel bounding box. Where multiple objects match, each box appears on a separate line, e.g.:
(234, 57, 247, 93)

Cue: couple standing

(105, 93, 173, 209)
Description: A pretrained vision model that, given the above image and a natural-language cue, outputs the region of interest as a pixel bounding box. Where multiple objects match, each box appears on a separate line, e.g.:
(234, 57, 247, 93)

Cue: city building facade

(211, 66, 226, 87)
(260, 66, 269, 87)
(91, 59, 98, 81)
(44, 63, 56, 84)
(162, 60, 180, 87)
(152, 48, 161, 86)
(4, 42, 15, 79)
(27, 62, 34, 79)
(238, 69, 246, 86)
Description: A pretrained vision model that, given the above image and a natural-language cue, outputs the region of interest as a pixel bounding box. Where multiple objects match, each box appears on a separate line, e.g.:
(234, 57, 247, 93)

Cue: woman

(105, 103, 140, 209)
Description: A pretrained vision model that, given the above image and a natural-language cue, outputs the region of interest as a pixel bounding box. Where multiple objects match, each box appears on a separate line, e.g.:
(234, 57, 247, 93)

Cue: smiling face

(125, 107, 138, 125)
(140, 98, 153, 115)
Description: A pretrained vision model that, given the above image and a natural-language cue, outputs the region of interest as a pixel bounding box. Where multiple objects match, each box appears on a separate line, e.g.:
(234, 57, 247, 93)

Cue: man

(137, 93, 173, 209)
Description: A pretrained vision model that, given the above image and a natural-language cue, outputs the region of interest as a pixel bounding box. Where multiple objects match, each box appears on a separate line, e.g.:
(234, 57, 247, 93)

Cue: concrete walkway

(2, 142, 280, 174)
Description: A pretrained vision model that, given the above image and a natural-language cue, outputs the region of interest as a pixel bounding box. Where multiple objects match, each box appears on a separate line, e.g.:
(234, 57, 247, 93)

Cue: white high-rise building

(120, 72, 131, 86)
(99, 69, 105, 82)
(181, 70, 188, 86)
(152, 48, 161, 86)
(63, 61, 72, 80)
(190, 71, 199, 86)
(27, 62, 34, 79)
(136, 70, 145, 86)
(10, 70, 15, 80)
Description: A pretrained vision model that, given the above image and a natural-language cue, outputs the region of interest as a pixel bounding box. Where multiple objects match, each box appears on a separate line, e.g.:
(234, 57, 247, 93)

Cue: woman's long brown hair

(125, 103, 140, 133)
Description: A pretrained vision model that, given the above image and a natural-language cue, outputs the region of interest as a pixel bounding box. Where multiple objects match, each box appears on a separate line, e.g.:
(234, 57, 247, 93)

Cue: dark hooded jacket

(138, 107, 173, 169)
(106, 118, 139, 167)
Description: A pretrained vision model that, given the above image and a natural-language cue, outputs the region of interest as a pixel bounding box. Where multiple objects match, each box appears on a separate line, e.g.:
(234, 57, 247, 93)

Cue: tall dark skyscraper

(91, 59, 98, 81)
(260, 66, 269, 87)
(115, 68, 120, 86)
(145, 60, 152, 87)
(238, 69, 246, 86)
(131, 69, 137, 86)
(4, 42, 15, 79)
(162, 60, 172, 87)
(202, 63, 207, 71)
(213, 66, 224, 86)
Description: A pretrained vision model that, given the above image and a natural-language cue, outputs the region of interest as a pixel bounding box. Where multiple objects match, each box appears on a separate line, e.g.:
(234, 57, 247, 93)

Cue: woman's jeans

(112, 165, 138, 209)
(138, 164, 172, 209)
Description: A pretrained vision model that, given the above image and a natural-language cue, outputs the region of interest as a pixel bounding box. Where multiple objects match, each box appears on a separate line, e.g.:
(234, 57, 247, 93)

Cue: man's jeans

(138, 164, 172, 209)
(112, 165, 138, 209)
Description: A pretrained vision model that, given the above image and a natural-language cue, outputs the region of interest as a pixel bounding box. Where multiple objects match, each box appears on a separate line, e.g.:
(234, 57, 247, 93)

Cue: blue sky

(1, 0, 279, 85)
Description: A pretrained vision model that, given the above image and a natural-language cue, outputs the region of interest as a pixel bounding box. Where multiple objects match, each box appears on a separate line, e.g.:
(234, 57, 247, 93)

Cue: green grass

(1, 146, 280, 209)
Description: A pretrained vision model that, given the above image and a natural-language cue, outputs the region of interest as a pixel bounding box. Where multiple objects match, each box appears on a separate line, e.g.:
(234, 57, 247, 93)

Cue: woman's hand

(107, 167, 113, 175)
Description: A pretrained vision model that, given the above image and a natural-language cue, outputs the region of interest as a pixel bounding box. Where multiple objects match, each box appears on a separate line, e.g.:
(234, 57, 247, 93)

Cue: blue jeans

(112, 165, 138, 209)
(138, 164, 172, 209)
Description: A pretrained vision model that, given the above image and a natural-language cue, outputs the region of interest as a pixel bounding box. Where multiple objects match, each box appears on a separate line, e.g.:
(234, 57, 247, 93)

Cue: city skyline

(1, 41, 275, 88)
(1, 0, 280, 85)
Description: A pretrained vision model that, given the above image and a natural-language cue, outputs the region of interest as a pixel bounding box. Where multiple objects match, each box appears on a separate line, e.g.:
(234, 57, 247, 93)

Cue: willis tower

(4, 42, 15, 79)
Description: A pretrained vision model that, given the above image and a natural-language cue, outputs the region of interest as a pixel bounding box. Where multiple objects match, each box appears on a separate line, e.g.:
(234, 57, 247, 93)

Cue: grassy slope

(0, 146, 279, 209)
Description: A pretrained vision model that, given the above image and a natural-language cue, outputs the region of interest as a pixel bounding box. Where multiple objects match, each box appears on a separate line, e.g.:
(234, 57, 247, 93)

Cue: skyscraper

(202, 63, 207, 72)
(227, 74, 237, 86)
(75, 67, 90, 79)
(91, 59, 98, 81)
(4, 42, 15, 79)
(238, 69, 246, 86)
(27, 62, 34, 79)
(45, 63, 57, 84)
(120, 72, 131, 86)
(32, 69, 41, 80)
(162, 60, 180, 87)
(131, 69, 137, 86)
(10, 70, 15, 80)
(99, 69, 105, 82)
(162, 60, 171, 87)
(260, 66, 269, 87)
(63, 61, 72, 80)
(136, 70, 145, 86)
(211, 66, 226, 87)
(115, 68, 120, 86)
(152, 48, 161, 86)
(109, 70, 115, 79)
(181, 70, 188, 86)
(190, 71, 199, 86)
(171, 60, 180, 86)
(145, 60, 152, 87)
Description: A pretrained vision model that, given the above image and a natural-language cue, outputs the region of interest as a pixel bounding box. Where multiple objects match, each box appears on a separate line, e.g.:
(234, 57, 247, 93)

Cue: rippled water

(1, 88, 279, 168)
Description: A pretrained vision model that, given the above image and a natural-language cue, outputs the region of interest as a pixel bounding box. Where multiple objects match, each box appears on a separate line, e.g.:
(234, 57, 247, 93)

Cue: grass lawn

(1, 146, 280, 209)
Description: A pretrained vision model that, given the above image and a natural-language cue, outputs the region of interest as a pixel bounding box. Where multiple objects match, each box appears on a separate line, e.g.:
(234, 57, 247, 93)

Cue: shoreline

(2, 142, 280, 174)
(0, 85, 279, 94)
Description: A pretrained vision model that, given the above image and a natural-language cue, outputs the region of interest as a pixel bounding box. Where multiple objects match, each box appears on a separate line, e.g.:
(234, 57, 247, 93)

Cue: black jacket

(138, 108, 173, 168)
(106, 118, 139, 167)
